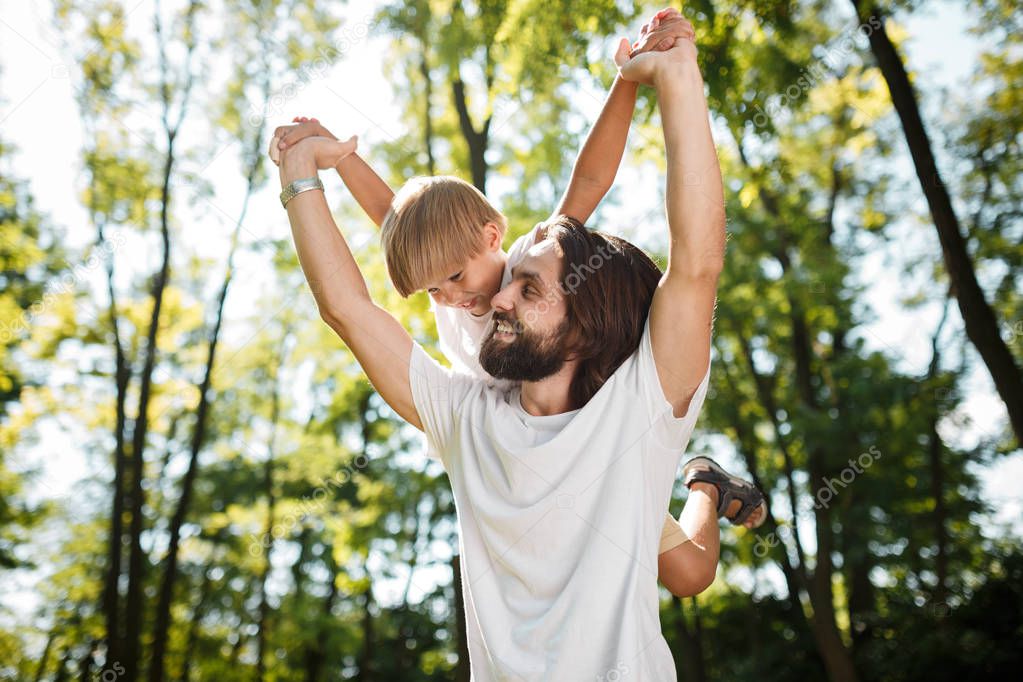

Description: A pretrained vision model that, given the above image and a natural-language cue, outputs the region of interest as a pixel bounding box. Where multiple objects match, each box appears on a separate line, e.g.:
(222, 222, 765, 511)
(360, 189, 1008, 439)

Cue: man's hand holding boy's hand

(614, 8, 694, 65)
(614, 10, 698, 88)
(268, 116, 340, 167)
(277, 135, 358, 186)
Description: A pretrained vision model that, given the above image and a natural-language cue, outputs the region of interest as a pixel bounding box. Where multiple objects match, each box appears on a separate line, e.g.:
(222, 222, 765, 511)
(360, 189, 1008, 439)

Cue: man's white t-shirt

(433, 223, 542, 384)
(409, 315, 712, 681)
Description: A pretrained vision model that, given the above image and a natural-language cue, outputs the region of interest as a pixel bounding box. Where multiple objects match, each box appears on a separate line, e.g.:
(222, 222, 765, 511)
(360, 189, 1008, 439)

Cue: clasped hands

(267, 8, 697, 175)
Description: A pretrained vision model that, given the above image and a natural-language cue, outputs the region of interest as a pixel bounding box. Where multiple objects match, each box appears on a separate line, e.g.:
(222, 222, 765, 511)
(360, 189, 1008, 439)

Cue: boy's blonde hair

(381, 176, 507, 297)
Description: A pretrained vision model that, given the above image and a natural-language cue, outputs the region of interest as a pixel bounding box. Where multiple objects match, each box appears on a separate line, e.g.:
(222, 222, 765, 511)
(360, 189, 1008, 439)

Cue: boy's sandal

(682, 456, 766, 529)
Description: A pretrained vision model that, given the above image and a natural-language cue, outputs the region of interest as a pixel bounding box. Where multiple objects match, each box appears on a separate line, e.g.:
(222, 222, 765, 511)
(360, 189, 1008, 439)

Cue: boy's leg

(657, 482, 721, 597)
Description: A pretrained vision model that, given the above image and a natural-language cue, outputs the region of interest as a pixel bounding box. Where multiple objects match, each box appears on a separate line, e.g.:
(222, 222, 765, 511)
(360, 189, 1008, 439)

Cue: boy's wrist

(335, 152, 359, 174)
(612, 73, 640, 96)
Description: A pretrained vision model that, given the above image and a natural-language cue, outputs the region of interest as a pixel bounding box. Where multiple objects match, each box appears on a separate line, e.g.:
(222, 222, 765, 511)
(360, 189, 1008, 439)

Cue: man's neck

(517, 360, 580, 416)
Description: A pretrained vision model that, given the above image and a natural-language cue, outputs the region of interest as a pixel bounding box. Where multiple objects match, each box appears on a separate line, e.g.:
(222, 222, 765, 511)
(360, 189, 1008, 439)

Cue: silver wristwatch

(280, 176, 324, 208)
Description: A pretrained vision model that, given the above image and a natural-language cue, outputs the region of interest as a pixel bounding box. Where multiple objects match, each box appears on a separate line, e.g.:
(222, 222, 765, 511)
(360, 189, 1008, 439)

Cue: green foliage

(0, 123, 65, 572)
(2, 0, 1020, 680)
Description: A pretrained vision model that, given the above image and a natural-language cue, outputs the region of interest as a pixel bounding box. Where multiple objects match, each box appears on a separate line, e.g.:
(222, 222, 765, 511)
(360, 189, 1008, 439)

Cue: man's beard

(479, 312, 569, 382)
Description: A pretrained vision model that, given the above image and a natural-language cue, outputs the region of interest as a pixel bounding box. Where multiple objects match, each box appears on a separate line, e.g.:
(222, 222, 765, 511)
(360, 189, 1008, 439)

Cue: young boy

(269, 8, 765, 599)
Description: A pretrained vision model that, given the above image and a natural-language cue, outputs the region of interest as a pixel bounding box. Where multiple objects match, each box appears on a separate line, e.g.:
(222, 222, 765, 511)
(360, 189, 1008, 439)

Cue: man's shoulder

(410, 342, 493, 401)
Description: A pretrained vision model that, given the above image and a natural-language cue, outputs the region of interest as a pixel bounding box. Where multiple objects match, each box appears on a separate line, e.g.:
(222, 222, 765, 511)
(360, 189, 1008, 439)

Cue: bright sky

(1, 0, 1020, 635)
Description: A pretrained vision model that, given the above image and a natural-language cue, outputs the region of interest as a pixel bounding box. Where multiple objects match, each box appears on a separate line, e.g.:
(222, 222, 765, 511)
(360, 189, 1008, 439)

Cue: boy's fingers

(648, 20, 693, 45)
(656, 26, 694, 44)
(337, 135, 358, 158)
(613, 37, 631, 66)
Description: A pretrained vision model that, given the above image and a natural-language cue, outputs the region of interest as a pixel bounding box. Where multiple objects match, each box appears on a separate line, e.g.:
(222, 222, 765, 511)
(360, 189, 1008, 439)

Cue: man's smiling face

(479, 239, 572, 382)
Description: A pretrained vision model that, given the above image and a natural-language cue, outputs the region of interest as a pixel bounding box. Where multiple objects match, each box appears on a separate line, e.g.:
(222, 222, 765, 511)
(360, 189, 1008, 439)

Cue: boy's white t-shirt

(432, 223, 543, 384)
(409, 315, 712, 681)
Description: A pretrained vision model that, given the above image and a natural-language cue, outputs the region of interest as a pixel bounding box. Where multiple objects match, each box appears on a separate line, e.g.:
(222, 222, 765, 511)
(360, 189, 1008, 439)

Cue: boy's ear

(483, 222, 503, 251)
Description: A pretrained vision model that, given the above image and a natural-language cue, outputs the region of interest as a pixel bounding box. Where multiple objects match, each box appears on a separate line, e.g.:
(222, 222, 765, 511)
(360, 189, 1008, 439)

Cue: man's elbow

(319, 301, 361, 337)
(319, 305, 346, 334)
(671, 252, 724, 281)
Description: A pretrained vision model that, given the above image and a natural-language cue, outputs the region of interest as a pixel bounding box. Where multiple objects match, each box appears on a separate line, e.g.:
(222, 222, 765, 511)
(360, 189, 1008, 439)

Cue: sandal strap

(731, 498, 762, 526)
(683, 456, 765, 527)
(715, 488, 738, 518)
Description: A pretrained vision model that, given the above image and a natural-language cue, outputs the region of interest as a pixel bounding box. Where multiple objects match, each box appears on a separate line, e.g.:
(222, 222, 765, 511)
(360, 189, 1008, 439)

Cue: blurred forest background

(1, 0, 1021, 680)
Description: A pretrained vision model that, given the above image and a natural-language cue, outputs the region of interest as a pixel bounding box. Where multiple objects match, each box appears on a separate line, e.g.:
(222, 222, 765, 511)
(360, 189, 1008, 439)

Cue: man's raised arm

(618, 35, 725, 418)
(277, 135, 423, 429)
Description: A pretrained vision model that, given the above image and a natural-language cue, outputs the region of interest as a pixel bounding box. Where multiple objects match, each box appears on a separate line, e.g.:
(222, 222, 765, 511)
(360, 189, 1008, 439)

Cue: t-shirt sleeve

(619, 315, 712, 450)
(408, 340, 477, 461)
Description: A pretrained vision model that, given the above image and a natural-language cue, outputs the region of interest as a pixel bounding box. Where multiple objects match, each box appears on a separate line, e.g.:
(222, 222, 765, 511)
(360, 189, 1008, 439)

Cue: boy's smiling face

(424, 222, 506, 316)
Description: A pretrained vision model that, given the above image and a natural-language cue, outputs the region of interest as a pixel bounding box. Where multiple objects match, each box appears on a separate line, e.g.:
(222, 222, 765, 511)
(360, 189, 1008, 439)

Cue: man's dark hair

(539, 215, 663, 407)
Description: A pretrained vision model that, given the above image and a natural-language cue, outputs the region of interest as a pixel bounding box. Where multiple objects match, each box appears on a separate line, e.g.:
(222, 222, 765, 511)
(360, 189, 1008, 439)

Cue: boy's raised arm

(552, 74, 640, 224)
(277, 136, 422, 430)
(335, 152, 395, 227)
(553, 10, 694, 226)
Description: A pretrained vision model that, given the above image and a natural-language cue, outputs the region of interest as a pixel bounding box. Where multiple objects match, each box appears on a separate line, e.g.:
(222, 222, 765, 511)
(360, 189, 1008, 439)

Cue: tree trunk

(256, 338, 286, 682)
(729, 137, 863, 682)
(670, 596, 707, 682)
(928, 421, 949, 601)
(714, 336, 814, 637)
(53, 646, 74, 682)
(77, 639, 97, 682)
(927, 299, 953, 603)
(124, 1, 202, 673)
(148, 8, 256, 676)
(100, 219, 130, 672)
(303, 540, 339, 682)
(806, 453, 860, 682)
(842, 519, 876, 650)
(419, 47, 436, 176)
(122, 113, 173, 682)
(33, 626, 56, 682)
(356, 585, 377, 680)
(851, 0, 1023, 446)
(452, 554, 471, 682)
(147, 219, 235, 682)
(179, 566, 214, 682)
(451, 77, 491, 193)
